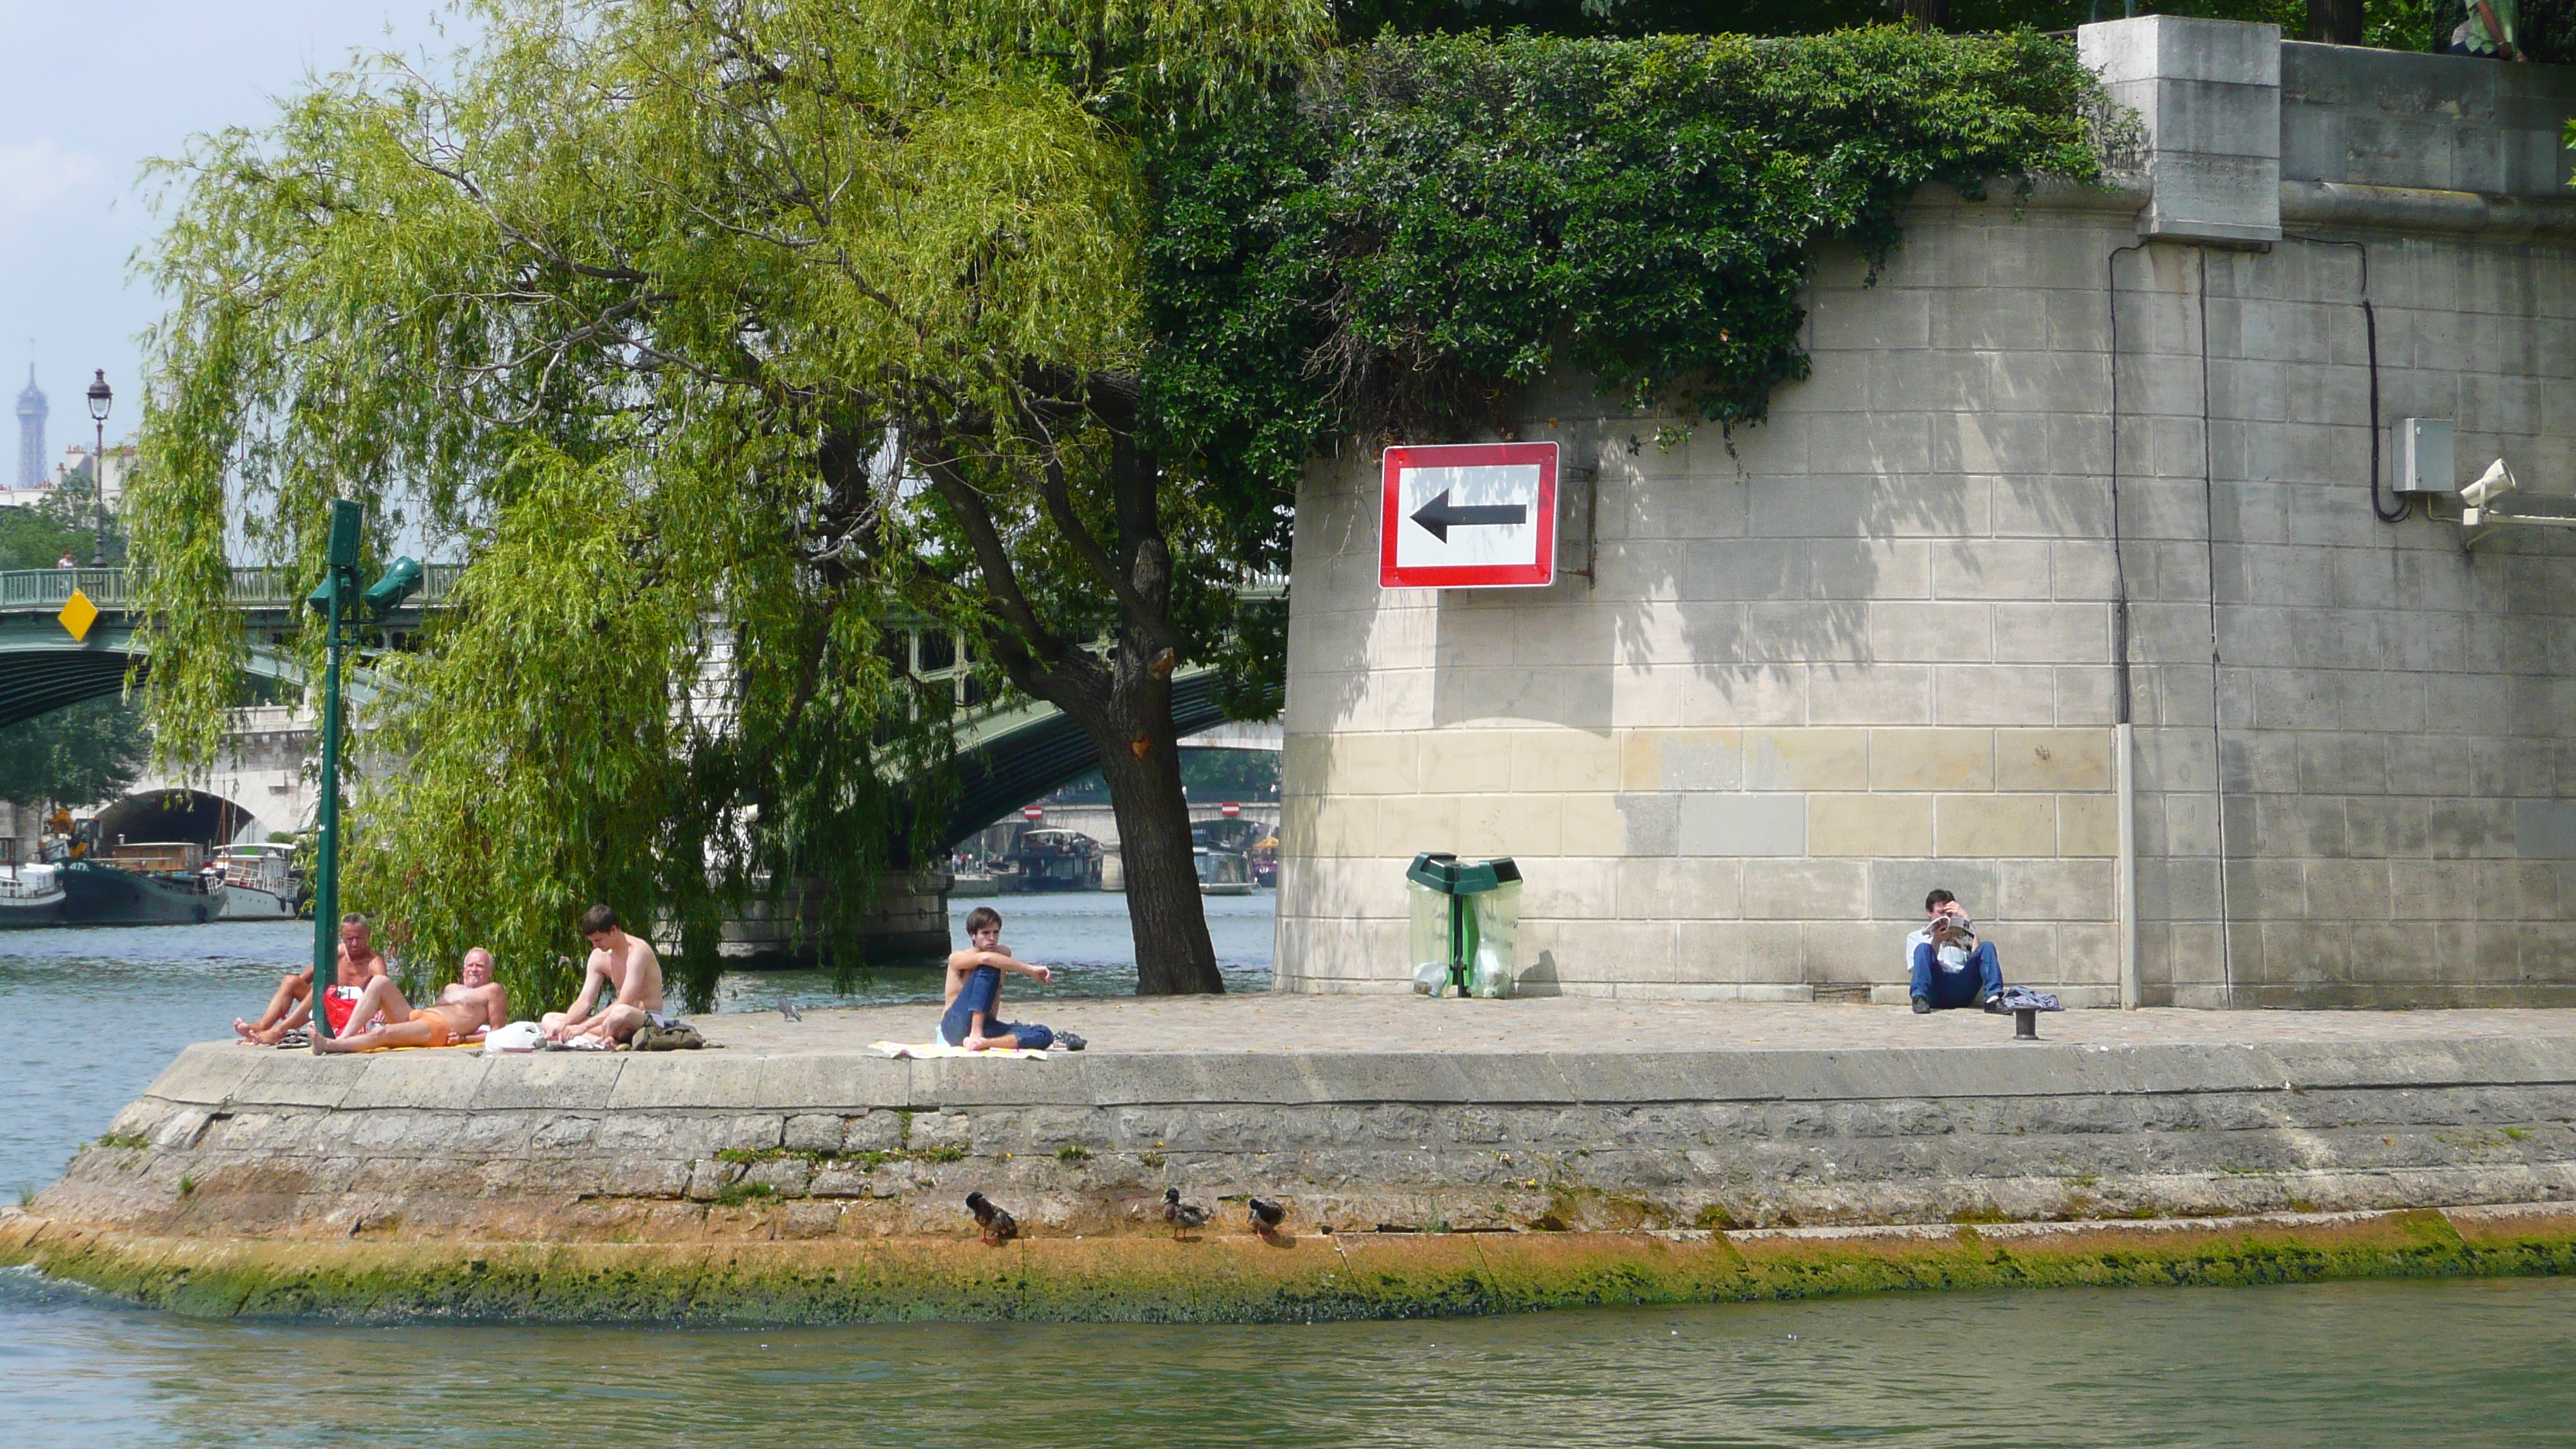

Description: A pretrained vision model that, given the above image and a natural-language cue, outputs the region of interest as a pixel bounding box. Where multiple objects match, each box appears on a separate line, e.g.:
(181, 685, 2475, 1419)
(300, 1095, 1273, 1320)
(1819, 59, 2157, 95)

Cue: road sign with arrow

(1379, 442, 1558, 588)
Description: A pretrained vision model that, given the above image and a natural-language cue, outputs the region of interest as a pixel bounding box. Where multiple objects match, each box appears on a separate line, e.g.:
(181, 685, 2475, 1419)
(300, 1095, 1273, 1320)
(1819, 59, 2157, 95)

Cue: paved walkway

(690, 993, 2576, 1058)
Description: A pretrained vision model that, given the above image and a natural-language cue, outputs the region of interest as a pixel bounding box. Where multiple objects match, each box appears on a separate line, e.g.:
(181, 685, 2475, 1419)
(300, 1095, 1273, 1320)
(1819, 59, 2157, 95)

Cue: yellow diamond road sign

(58, 588, 99, 643)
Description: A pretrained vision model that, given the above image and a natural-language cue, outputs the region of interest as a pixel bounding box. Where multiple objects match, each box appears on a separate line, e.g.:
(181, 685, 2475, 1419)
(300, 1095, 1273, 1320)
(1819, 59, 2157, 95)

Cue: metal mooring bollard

(2014, 1007, 2039, 1041)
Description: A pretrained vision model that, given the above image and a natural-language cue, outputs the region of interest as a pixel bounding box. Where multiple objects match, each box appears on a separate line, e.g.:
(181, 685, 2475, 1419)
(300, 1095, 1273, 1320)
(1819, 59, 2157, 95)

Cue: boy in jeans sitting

(940, 906, 1084, 1051)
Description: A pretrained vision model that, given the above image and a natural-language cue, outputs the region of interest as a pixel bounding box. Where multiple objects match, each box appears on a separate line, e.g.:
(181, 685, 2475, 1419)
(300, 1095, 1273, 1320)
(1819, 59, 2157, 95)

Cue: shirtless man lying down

(312, 947, 509, 1053)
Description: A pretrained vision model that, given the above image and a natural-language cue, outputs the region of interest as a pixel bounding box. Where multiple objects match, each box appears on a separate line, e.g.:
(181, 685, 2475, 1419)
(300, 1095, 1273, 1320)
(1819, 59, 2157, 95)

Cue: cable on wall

(2285, 233, 2405, 523)
(2198, 245, 2236, 1011)
(2105, 240, 2147, 728)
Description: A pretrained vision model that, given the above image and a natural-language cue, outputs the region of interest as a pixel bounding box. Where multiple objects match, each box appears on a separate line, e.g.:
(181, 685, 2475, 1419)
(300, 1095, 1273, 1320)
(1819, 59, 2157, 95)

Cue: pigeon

(1248, 1197, 1286, 1231)
(778, 993, 803, 1023)
(1163, 1187, 1209, 1236)
(965, 1191, 1017, 1245)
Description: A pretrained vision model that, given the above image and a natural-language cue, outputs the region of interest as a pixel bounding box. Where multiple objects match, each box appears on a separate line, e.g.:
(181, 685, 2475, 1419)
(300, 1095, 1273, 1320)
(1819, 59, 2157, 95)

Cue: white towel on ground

(871, 1040, 1047, 1060)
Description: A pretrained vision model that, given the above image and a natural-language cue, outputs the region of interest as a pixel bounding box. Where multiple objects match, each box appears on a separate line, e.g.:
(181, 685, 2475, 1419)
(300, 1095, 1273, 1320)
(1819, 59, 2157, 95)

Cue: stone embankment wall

(1274, 20, 2576, 1006)
(6, 1038, 2574, 1319)
(51, 1041, 2576, 1238)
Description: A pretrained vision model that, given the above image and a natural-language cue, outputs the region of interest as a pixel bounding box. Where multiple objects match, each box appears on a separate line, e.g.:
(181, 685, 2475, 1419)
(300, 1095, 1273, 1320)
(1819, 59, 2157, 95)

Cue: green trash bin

(1405, 852, 1524, 999)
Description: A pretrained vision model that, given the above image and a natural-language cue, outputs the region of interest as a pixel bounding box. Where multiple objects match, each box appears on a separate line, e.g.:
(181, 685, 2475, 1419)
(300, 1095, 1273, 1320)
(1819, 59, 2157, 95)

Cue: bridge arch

(91, 788, 271, 850)
(937, 668, 1230, 851)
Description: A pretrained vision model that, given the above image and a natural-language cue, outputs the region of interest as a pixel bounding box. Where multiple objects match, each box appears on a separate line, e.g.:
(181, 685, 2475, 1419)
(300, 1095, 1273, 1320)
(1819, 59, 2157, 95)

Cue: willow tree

(128, 0, 1327, 1007)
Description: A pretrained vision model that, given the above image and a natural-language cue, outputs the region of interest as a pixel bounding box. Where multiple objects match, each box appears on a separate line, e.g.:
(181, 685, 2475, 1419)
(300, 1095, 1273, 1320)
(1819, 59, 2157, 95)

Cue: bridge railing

(0, 565, 462, 615)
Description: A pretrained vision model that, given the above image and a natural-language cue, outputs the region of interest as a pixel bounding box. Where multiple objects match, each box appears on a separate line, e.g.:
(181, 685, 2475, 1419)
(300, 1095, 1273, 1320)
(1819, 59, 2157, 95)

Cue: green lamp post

(302, 498, 423, 1046)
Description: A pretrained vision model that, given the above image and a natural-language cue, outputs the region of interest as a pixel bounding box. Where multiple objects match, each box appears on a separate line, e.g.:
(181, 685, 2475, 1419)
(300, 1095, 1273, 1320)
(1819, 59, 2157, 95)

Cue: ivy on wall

(1145, 26, 2111, 550)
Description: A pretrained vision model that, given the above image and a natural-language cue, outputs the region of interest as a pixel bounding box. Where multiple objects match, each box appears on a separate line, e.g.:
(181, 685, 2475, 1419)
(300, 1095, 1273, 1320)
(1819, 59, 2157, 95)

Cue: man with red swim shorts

(235, 913, 388, 1045)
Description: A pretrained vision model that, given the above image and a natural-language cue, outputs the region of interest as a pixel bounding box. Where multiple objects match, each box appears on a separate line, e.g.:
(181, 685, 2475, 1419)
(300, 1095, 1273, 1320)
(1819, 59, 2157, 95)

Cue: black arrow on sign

(1410, 488, 1528, 543)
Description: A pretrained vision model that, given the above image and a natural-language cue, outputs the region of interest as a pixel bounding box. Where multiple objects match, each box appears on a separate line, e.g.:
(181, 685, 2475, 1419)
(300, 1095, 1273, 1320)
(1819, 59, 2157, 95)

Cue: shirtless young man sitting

(235, 913, 387, 1045)
(313, 947, 509, 1053)
(541, 904, 670, 1046)
(939, 906, 1081, 1052)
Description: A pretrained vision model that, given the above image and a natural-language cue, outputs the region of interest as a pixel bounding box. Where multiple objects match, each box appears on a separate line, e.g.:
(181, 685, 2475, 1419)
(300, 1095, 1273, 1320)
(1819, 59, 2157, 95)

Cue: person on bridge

(940, 906, 1082, 1052)
(235, 913, 388, 1045)
(1907, 889, 2007, 1014)
(543, 903, 673, 1046)
(312, 947, 509, 1053)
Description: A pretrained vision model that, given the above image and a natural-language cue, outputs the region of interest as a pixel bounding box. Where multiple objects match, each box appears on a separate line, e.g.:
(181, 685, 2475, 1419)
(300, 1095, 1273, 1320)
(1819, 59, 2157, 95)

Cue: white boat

(215, 843, 306, 920)
(0, 864, 65, 927)
(949, 872, 1001, 899)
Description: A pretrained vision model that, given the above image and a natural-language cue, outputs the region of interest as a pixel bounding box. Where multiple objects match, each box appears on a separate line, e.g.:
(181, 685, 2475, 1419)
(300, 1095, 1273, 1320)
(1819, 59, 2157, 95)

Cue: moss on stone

(5, 1208, 2571, 1326)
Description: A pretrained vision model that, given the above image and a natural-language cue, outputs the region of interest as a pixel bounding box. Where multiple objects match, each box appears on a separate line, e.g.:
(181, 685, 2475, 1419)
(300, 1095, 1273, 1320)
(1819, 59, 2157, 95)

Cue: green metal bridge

(1, 566, 1267, 850)
(0, 565, 460, 731)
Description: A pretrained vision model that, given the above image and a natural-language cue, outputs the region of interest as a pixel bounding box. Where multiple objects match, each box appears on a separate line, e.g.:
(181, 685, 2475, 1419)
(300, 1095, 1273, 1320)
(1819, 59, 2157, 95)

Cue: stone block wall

(1273, 25, 2576, 1006)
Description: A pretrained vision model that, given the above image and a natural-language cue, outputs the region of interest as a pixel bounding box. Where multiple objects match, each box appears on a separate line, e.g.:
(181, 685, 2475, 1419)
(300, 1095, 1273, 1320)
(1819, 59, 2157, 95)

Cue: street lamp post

(302, 499, 422, 1048)
(84, 371, 111, 568)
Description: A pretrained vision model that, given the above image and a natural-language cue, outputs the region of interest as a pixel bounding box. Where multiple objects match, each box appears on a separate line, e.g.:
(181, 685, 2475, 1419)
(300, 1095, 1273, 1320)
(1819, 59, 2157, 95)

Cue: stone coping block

(151, 1029, 2576, 1115)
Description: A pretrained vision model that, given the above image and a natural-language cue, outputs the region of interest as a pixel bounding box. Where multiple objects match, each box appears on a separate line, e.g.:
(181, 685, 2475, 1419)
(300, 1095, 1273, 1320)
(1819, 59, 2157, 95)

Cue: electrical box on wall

(2396, 418, 2456, 497)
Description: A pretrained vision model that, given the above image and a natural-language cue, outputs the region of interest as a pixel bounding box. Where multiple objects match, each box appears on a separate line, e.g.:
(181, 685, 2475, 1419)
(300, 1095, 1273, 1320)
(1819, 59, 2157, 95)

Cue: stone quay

(15, 18, 2576, 1325)
(7, 996, 2573, 1322)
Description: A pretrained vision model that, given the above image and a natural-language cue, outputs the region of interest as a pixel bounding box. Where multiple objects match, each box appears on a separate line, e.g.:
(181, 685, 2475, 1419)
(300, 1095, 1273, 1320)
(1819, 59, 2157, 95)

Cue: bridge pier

(704, 872, 954, 968)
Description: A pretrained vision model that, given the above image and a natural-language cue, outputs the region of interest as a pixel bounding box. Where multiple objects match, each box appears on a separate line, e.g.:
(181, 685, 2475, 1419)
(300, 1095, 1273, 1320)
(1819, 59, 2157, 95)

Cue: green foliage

(1344, 0, 2448, 51)
(0, 473, 121, 569)
(128, 0, 1331, 1011)
(1147, 26, 2108, 519)
(2525, 0, 2576, 63)
(0, 697, 150, 810)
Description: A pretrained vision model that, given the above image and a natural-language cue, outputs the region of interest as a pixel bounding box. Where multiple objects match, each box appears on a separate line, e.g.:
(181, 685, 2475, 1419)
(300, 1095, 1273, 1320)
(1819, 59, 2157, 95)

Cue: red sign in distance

(1221, 802, 1242, 817)
(1379, 441, 1559, 589)
(1023, 806, 1043, 822)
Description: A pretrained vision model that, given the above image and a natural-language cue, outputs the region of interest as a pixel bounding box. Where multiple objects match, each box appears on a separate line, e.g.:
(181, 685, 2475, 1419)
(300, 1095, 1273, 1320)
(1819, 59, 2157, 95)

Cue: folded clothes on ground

(871, 1040, 1048, 1060)
(1995, 985, 2063, 1012)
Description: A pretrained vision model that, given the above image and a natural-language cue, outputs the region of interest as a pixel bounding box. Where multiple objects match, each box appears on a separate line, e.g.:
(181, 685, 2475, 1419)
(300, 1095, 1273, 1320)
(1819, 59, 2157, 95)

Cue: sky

(2, 2, 461, 460)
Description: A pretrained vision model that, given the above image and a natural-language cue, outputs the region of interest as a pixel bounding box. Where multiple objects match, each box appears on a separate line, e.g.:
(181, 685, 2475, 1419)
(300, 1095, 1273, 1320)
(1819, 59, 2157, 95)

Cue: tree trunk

(1092, 689, 1224, 995)
(2308, 0, 2365, 43)
(1903, 0, 1948, 29)
(910, 388, 1225, 996)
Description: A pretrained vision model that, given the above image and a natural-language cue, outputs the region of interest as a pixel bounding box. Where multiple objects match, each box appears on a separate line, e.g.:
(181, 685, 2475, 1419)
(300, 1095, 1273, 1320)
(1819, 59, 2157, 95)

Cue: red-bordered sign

(1023, 805, 1043, 822)
(1378, 442, 1558, 589)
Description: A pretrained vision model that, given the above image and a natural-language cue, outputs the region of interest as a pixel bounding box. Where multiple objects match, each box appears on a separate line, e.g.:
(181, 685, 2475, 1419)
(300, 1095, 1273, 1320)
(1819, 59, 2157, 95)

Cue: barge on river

(56, 844, 228, 926)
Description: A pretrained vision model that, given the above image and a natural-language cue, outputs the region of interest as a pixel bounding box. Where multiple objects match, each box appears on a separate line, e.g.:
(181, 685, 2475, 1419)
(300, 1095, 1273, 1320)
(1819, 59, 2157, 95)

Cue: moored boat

(214, 843, 306, 920)
(1007, 829, 1102, 891)
(57, 844, 228, 926)
(0, 865, 65, 927)
(1194, 846, 1254, 896)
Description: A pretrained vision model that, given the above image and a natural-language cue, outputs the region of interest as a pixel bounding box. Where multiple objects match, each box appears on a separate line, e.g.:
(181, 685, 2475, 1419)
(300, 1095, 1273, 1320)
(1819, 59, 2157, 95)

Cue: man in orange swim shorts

(313, 947, 510, 1053)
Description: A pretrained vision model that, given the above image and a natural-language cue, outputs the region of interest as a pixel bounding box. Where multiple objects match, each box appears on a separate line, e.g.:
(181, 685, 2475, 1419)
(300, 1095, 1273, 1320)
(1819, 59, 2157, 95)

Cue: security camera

(2461, 458, 2516, 526)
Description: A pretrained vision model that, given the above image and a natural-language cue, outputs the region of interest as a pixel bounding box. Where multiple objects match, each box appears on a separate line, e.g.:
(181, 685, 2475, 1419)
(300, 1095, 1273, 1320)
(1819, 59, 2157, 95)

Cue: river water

(4, 899, 2573, 1447)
